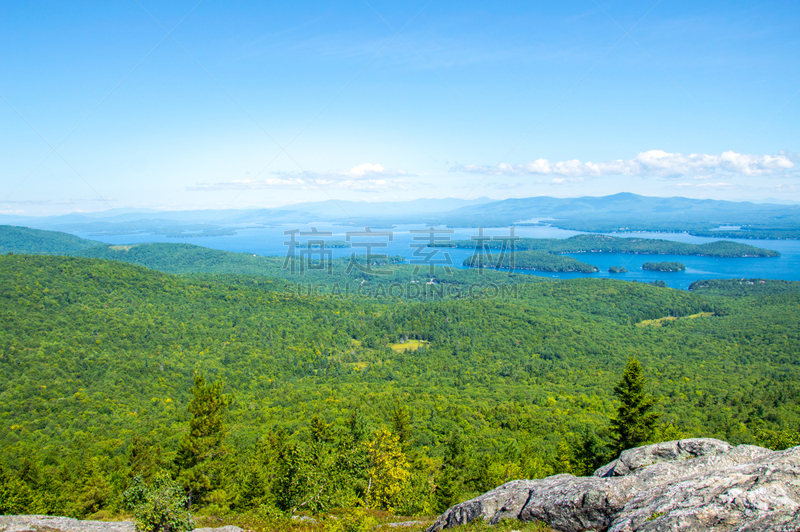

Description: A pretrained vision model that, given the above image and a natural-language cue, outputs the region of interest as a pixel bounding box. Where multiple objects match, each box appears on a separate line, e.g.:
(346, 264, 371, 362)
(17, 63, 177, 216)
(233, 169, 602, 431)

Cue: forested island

(434, 234, 779, 258)
(463, 250, 598, 273)
(642, 261, 686, 272)
(609, 266, 628, 273)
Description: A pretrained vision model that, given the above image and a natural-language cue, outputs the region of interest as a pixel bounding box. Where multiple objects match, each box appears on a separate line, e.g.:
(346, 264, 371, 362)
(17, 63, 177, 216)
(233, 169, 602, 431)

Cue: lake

(75, 224, 800, 290)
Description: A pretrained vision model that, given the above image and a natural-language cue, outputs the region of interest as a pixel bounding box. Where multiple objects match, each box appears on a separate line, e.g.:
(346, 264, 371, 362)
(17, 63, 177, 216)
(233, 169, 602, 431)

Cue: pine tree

(435, 431, 466, 512)
(176, 374, 230, 507)
(347, 409, 369, 444)
(610, 358, 660, 454)
(390, 406, 413, 451)
(310, 416, 333, 444)
(572, 429, 607, 476)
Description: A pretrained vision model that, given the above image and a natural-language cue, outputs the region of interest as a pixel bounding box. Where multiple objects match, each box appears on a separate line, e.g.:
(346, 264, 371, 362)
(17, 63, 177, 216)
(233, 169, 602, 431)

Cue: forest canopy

(0, 253, 798, 520)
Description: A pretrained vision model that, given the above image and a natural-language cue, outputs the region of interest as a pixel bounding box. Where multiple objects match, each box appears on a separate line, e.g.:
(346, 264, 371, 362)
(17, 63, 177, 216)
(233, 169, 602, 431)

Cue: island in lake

(464, 250, 598, 273)
(609, 266, 628, 273)
(643, 261, 686, 272)
(434, 233, 779, 258)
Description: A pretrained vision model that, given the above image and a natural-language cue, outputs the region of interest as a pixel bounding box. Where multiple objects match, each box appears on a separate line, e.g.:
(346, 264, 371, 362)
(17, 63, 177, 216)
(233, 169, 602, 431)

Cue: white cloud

(345, 163, 391, 178)
(188, 163, 408, 193)
(551, 176, 586, 184)
(452, 150, 797, 179)
(696, 182, 734, 189)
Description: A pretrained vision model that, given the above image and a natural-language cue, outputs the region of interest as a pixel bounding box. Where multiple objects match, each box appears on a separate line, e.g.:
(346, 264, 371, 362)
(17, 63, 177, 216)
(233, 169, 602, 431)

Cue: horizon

(2, 192, 800, 220)
(2, 1, 799, 216)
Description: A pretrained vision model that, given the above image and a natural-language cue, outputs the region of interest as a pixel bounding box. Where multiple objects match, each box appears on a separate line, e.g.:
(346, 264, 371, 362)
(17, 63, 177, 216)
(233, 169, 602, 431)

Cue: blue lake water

(75, 224, 800, 290)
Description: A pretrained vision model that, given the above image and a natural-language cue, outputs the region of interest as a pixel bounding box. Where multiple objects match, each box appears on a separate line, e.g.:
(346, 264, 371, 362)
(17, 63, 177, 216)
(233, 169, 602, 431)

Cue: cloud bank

(188, 163, 409, 193)
(452, 150, 797, 180)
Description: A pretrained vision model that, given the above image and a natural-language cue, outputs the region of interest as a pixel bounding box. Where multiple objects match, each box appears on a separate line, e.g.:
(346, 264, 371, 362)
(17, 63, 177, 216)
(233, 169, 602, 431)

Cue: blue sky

(1, 0, 799, 215)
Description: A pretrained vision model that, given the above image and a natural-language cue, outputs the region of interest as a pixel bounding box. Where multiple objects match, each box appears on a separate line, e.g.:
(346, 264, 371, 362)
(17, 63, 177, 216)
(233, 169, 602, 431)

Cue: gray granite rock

(608, 445, 800, 532)
(191, 527, 243, 532)
(0, 517, 241, 532)
(594, 438, 733, 478)
(426, 438, 800, 532)
(0, 516, 135, 532)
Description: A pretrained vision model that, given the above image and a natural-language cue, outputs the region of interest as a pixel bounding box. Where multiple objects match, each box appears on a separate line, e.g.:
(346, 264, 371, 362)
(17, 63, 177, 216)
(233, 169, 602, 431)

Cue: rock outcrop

(0, 516, 135, 532)
(0, 516, 243, 532)
(426, 438, 800, 532)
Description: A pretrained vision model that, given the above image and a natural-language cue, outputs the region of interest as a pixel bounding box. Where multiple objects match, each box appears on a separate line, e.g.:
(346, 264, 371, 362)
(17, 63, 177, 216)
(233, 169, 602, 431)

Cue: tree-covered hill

(1, 254, 798, 519)
(79, 242, 279, 275)
(0, 225, 103, 255)
(689, 278, 800, 296)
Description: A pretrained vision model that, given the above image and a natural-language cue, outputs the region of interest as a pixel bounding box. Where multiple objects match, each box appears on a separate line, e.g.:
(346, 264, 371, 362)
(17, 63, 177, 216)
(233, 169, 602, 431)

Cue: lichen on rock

(426, 438, 800, 532)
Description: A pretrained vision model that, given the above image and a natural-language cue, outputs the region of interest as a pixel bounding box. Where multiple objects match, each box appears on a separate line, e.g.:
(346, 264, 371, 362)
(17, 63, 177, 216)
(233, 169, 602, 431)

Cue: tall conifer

(177, 374, 230, 507)
(610, 358, 660, 454)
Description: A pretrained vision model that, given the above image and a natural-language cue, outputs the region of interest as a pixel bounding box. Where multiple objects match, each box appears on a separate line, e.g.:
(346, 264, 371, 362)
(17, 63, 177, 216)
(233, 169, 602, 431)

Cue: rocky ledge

(427, 438, 800, 532)
(0, 516, 243, 532)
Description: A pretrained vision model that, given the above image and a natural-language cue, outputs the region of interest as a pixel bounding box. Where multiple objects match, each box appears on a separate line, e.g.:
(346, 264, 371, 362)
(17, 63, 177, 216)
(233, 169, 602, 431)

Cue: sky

(1, 0, 799, 216)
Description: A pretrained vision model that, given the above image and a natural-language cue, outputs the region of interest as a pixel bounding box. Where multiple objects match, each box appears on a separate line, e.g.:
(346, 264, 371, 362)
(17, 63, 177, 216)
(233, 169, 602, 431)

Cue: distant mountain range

(1, 193, 798, 239)
(437, 193, 800, 238)
(0, 197, 493, 235)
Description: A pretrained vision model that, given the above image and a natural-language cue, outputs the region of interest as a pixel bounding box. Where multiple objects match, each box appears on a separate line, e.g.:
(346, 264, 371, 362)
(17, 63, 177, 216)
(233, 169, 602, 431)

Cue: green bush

(124, 473, 194, 532)
(323, 508, 377, 532)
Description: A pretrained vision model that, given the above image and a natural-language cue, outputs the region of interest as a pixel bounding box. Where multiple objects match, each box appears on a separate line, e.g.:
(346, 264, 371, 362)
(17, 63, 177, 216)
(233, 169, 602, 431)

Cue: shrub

(124, 473, 194, 532)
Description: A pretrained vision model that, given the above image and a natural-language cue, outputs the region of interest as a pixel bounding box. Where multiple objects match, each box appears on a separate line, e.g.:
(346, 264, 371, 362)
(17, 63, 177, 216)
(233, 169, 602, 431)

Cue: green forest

(0, 226, 104, 255)
(1, 226, 799, 531)
(689, 278, 800, 296)
(1, 252, 800, 524)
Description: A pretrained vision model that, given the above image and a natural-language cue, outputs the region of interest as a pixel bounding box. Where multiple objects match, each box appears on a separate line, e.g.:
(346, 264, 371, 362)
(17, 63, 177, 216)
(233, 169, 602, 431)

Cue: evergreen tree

(571, 429, 608, 476)
(273, 440, 306, 513)
(390, 406, 413, 451)
(340, 410, 370, 498)
(310, 416, 333, 444)
(234, 454, 272, 511)
(176, 374, 230, 507)
(347, 409, 369, 445)
(128, 436, 167, 483)
(435, 431, 466, 512)
(610, 358, 660, 454)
